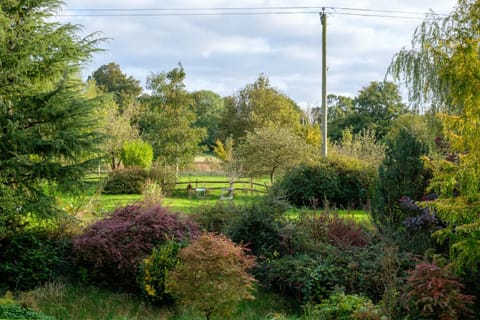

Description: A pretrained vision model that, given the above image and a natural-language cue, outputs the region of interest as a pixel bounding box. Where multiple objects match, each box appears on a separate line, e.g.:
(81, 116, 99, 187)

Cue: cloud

(61, 0, 457, 104)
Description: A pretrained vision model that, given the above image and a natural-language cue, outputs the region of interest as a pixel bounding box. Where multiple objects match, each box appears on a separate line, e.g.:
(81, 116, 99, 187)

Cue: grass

(18, 282, 299, 320)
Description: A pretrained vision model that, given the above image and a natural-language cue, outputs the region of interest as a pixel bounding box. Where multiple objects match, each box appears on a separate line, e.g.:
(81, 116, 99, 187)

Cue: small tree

(166, 233, 256, 320)
(236, 126, 315, 183)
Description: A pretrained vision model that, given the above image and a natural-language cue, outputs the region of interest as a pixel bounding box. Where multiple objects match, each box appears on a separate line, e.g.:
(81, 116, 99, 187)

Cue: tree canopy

(0, 0, 104, 233)
(139, 65, 206, 171)
(389, 0, 480, 274)
(90, 62, 142, 110)
(219, 74, 303, 140)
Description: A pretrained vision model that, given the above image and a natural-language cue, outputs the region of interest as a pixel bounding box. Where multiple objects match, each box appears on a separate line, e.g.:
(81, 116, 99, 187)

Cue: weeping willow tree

(388, 0, 480, 274)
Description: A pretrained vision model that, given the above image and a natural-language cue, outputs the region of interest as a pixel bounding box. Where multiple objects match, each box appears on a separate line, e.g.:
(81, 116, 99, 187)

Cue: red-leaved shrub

(403, 262, 475, 319)
(327, 216, 369, 249)
(73, 204, 200, 290)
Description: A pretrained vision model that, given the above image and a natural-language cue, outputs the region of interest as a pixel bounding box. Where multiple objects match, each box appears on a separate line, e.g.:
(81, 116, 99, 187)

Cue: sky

(57, 0, 458, 106)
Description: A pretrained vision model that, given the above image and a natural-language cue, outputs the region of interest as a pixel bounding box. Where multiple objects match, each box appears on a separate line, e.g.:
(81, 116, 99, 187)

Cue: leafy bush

(254, 241, 390, 305)
(226, 201, 286, 258)
(192, 201, 239, 234)
(326, 216, 369, 249)
(73, 204, 200, 290)
(121, 139, 154, 169)
(308, 292, 384, 320)
(103, 166, 148, 194)
(254, 254, 340, 304)
(138, 240, 183, 305)
(275, 156, 375, 210)
(403, 262, 475, 319)
(0, 229, 73, 291)
(0, 304, 56, 320)
(165, 232, 256, 320)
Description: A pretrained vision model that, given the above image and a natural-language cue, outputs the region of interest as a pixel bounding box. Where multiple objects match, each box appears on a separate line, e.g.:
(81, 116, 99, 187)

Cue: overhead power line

(58, 6, 449, 19)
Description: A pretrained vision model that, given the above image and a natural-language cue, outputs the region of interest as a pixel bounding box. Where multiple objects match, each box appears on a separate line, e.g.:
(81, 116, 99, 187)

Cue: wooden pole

(321, 9, 328, 157)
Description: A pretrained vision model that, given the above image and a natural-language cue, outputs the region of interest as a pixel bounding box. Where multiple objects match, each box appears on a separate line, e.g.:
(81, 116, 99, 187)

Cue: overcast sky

(58, 0, 458, 106)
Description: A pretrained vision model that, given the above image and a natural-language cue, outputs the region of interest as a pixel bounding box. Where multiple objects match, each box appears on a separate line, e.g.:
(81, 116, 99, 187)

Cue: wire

(57, 5, 449, 19)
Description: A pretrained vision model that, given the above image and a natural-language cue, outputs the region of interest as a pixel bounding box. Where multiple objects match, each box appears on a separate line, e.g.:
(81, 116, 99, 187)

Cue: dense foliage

(121, 139, 154, 169)
(102, 166, 148, 194)
(166, 233, 256, 320)
(138, 240, 183, 305)
(0, 229, 73, 291)
(0, 0, 104, 234)
(274, 156, 375, 209)
(73, 204, 200, 290)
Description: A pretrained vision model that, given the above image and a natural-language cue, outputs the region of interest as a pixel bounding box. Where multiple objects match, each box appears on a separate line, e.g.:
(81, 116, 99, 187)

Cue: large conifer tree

(0, 0, 104, 232)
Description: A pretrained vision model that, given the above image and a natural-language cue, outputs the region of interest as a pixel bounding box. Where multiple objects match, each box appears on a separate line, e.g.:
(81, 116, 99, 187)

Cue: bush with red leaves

(403, 262, 475, 319)
(326, 216, 369, 249)
(73, 204, 200, 290)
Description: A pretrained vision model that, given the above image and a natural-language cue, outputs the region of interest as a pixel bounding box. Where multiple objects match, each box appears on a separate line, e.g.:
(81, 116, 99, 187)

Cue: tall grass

(19, 283, 299, 320)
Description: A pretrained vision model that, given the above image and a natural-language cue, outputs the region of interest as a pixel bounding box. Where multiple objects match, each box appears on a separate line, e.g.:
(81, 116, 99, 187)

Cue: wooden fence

(174, 178, 269, 196)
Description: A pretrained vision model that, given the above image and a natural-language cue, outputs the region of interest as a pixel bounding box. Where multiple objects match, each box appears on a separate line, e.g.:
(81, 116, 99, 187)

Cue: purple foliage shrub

(73, 204, 200, 290)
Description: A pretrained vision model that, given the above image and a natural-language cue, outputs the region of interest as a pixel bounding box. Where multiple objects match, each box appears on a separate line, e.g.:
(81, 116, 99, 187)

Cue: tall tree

(140, 65, 206, 173)
(192, 90, 224, 149)
(353, 81, 407, 139)
(89, 62, 142, 111)
(219, 74, 303, 140)
(0, 0, 104, 233)
(389, 0, 480, 274)
(327, 94, 355, 142)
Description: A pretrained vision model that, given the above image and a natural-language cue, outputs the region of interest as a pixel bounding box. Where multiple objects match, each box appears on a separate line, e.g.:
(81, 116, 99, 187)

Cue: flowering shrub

(73, 204, 199, 290)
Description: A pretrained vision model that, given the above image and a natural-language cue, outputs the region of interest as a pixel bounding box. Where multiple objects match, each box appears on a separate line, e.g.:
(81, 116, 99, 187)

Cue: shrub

(308, 292, 384, 320)
(138, 240, 183, 305)
(253, 254, 340, 304)
(166, 233, 256, 320)
(226, 201, 286, 258)
(0, 304, 56, 320)
(275, 156, 375, 210)
(192, 201, 239, 234)
(121, 139, 154, 169)
(73, 204, 200, 290)
(403, 262, 475, 319)
(103, 166, 148, 194)
(0, 229, 73, 291)
(326, 216, 369, 249)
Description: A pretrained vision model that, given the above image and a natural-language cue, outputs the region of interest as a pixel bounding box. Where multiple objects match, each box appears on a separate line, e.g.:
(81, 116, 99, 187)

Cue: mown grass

(19, 282, 299, 320)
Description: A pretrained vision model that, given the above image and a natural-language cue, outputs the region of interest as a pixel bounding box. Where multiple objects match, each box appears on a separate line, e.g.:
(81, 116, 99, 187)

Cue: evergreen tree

(0, 0, 104, 234)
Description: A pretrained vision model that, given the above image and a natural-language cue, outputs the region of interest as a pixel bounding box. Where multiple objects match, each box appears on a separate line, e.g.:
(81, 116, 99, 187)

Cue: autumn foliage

(166, 232, 256, 320)
(403, 262, 475, 319)
(73, 204, 200, 289)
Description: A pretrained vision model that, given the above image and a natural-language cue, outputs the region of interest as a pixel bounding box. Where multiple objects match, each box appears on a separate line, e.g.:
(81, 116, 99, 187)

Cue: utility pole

(320, 8, 328, 157)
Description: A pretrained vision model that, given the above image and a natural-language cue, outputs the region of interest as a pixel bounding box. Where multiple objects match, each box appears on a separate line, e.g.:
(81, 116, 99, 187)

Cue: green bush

(308, 292, 384, 320)
(274, 156, 375, 210)
(121, 139, 153, 169)
(138, 240, 183, 305)
(0, 304, 55, 320)
(102, 166, 148, 194)
(0, 229, 73, 291)
(226, 201, 286, 258)
(193, 201, 239, 234)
